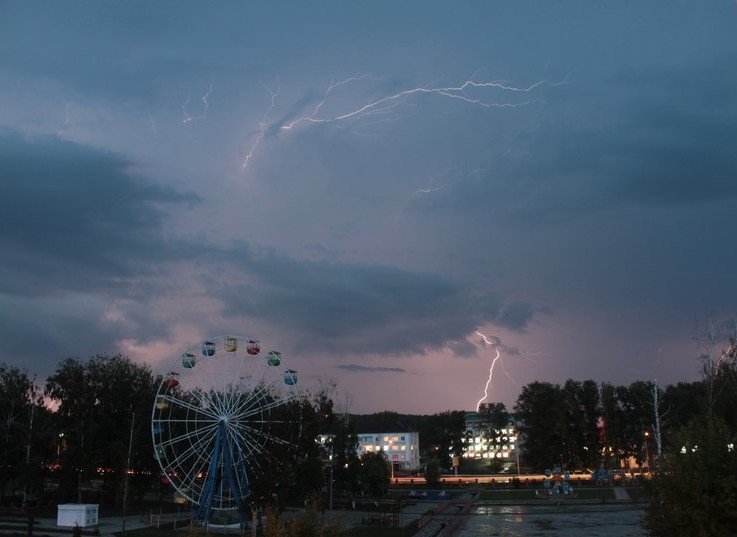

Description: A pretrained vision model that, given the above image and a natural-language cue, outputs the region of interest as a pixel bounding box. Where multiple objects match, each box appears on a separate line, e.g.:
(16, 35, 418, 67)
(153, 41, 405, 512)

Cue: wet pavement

(458, 504, 645, 536)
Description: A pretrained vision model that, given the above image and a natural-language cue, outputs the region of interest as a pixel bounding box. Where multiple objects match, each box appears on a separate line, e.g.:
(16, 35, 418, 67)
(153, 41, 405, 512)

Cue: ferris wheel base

(194, 520, 251, 533)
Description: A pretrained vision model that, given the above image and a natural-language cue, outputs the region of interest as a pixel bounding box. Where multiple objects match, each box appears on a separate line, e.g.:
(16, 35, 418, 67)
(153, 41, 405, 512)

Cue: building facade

(357, 432, 420, 470)
(461, 411, 518, 461)
(316, 431, 421, 470)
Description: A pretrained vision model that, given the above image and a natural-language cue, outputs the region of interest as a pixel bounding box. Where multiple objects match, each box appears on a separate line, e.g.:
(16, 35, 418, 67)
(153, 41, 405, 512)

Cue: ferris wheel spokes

(152, 335, 301, 521)
(158, 394, 221, 420)
(241, 393, 296, 419)
(229, 376, 283, 417)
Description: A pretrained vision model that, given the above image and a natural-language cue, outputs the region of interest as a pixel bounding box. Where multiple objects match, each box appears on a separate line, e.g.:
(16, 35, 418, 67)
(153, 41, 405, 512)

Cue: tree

(424, 459, 441, 487)
(600, 382, 653, 468)
(560, 380, 600, 469)
(418, 411, 465, 468)
(515, 381, 566, 471)
(476, 402, 510, 430)
(356, 452, 389, 497)
(0, 364, 49, 504)
(45, 354, 161, 503)
(644, 416, 737, 536)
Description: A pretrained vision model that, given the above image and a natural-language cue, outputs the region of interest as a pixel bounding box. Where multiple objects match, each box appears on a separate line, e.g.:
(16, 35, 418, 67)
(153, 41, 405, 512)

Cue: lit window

(401, 446, 406, 451)
(383, 445, 389, 451)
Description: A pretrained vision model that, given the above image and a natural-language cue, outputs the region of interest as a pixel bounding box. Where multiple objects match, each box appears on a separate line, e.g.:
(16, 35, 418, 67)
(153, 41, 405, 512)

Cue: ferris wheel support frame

(195, 421, 250, 521)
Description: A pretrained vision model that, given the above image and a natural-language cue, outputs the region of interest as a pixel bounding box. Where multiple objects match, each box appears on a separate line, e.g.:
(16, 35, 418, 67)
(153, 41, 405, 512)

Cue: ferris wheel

(151, 335, 301, 521)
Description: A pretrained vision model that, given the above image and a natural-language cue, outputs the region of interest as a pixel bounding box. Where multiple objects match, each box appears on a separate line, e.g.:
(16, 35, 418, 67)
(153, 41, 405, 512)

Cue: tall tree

(515, 382, 566, 471)
(418, 411, 465, 468)
(45, 355, 160, 503)
(356, 451, 389, 497)
(0, 364, 47, 503)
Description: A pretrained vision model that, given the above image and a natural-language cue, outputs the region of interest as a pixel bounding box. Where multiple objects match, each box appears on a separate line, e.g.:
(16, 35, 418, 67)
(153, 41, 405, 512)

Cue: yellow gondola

(225, 336, 238, 352)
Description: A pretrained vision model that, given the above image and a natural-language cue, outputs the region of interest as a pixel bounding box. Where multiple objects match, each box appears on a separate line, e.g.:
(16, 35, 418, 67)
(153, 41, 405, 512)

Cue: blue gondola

(284, 369, 298, 385)
(202, 341, 216, 356)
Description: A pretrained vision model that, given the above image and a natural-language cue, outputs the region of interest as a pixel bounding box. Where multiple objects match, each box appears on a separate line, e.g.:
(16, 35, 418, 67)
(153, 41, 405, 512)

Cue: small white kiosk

(57, 504, 99, 528)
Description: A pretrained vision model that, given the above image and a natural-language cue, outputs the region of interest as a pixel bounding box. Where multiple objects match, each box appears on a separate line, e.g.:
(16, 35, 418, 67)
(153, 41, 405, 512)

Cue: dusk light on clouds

(1, 1, 736, 413)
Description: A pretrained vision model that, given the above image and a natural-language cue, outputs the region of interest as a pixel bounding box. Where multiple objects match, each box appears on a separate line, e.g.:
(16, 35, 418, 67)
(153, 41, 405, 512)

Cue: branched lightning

(181, 80, 214, 125)
(475, 330, 502, 412)
(240, 70, 568, 170)
(281, 77, 554, 132)
(410, 177, 444, 198)
(57, 103, 72, 137)
(241, 79, 281, 169)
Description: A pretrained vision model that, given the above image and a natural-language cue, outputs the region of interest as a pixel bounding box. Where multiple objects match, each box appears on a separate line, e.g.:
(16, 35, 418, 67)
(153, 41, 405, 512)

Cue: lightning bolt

(241, 79, 280, 169)
(475, 330, 502, 412)
(410, 177, 444, 198)
(281, 77, 554, 131)
(181, 80, 214, 125)
(57, 103, 71, 137)
(240, 70, 569, 169)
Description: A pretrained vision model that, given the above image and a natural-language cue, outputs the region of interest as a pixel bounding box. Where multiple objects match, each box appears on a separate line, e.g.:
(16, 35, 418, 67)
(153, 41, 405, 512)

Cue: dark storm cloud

(0, 293, 170, 377)
(497, 302, 534, 331)
(447, 339, 477, 358)
(0, 129, 199, 297)
(217, 243, 534, 355)
(337, 364, 406, 373)
(410, 59, 737, 223)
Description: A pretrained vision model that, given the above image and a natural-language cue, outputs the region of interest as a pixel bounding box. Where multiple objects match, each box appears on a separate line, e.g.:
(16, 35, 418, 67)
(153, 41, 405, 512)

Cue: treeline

(0, 355, 164, 506)
(0, 355, 390, 508)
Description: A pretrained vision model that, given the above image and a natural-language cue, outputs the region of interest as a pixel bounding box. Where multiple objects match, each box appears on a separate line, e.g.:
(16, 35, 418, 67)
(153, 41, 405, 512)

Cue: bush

(644, 417, 737, 536)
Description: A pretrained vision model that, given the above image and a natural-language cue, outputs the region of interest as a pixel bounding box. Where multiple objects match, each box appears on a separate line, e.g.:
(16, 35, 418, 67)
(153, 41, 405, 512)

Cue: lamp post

(328, 454, 333, 511)
(644, 432, 650, 470)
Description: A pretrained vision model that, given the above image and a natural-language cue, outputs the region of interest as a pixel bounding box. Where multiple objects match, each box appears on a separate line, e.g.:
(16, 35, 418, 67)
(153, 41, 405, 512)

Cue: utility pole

(77, 428, 85, 504)
(329, 458, 334, 511)
(122, 411, 135, 537)
(651, 381, 663, 469)
(23, 399, 35, 511)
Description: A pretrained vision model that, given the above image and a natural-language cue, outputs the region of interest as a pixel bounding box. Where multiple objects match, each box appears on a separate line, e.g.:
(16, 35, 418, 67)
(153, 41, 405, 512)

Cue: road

(392, 473, 599, 485)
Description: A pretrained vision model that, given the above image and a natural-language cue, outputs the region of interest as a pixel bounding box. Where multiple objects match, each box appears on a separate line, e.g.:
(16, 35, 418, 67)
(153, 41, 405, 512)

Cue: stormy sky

(1, 1, 736, 413)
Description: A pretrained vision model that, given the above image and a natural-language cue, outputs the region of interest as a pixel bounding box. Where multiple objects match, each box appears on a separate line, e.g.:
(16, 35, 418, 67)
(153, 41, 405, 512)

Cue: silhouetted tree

(645, 416, 737, 536)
